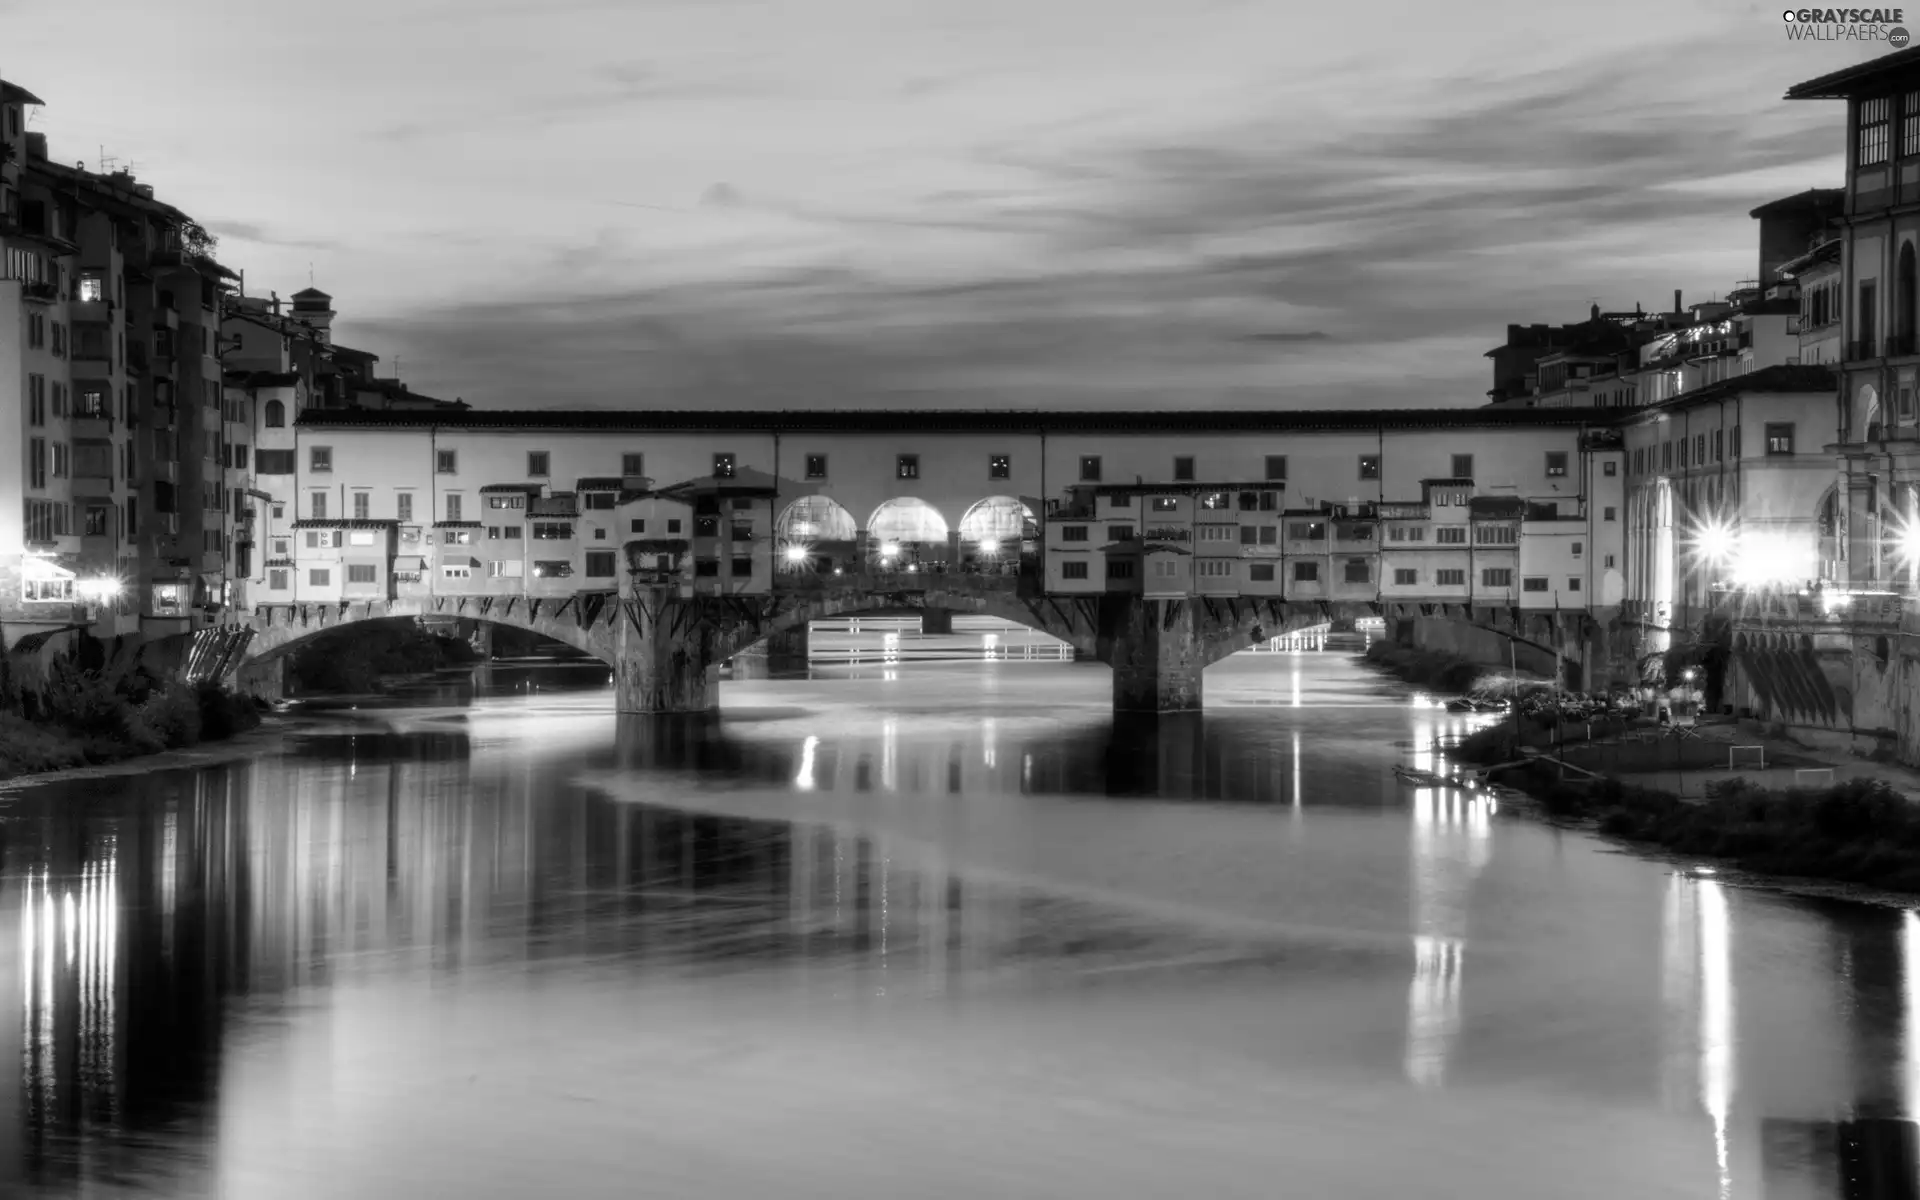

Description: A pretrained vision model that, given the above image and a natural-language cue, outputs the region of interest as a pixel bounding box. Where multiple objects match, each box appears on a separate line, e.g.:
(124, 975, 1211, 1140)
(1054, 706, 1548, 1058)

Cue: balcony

(22, 281, 57, 305)
(70, 298, 113, 326)
(71, 470, 114, 497)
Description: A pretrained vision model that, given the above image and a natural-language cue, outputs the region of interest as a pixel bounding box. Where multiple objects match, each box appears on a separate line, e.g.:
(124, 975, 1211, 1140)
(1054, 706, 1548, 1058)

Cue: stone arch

(866, 497, 949, 564)
(264, 399, 286, 428)
(718, 582, 1097, 663)
(957, 496, 1037, 555)
(230, 599, 619, 668)
(1198, 605, 1347, 667)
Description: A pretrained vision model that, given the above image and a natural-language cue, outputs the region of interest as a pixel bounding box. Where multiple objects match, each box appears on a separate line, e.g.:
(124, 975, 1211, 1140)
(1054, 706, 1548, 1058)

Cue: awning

(20, 555, 75, 582)
(393, 556, 425, 571)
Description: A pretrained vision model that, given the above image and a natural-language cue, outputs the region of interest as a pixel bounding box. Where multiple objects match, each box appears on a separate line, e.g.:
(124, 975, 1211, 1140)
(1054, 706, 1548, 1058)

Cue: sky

(0, 0, 1883, 411)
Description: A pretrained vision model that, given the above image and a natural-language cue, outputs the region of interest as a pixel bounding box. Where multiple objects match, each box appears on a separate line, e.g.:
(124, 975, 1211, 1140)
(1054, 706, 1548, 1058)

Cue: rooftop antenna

(98, 145, 119, 173)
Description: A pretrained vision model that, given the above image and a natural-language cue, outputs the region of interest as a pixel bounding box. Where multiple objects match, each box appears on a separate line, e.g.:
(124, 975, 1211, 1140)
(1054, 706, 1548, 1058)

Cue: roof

(1777, 239, 1843, 278)
(291, 287, 333, 302)
(1784, 46, 1920, 99)
(293, 406, 1619, 435)
(1636, 363, 1837, 418)
(1739, 297, 1802, 316)
(1, 81, 46, 106)
(291, 519, 397, 530)
(1747, 188, 1846, 218)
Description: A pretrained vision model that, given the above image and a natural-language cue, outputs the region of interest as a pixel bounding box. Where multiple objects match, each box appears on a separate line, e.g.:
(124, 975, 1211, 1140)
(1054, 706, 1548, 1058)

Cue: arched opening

(774, 495, 858, 572)
(957, 496, 1037, 572)
(866, 498, 949, 569)
(1859, 383, 1881, 441)
(1900, 241, 1917, 357)
(264, 399, 286, 428)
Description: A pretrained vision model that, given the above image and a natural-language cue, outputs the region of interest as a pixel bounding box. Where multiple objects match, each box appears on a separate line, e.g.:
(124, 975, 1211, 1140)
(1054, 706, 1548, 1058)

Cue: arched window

(264, 399, 286, 428)
(775, 495, 857, 542)
(957, 496, 1037, 555)
(866, 498, 949, 564)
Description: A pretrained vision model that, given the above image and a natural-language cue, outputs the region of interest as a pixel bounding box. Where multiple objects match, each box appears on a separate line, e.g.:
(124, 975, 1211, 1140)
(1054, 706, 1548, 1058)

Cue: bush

(1361, 642, 1488, 692)
(139, 682, 202, 750)
(196, 680, 262, 741)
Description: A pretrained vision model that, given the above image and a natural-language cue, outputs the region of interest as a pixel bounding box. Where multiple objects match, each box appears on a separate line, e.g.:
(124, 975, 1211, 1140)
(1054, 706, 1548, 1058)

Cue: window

(1287, 521, 1325, 540)
(269, 569, 288, 591)
(308, 569, 331, 587)
(444, 530, 474, 545)
(1481, 568, 1513, 587)
(1394, 568, 1418, 586)
(1105, 560, 1135, 580)
(443, 564, 472, 580)
(1567, 577, 1582, 592)
(1249, 563, 1275, 582)
(437, 449, 458, 474)
(713, 453, 736, 479)
(1603, 506, 1617, 522)
(1060, 525, 1089, 542)
(1603, 460, 1618, 477)
(1062, 561, 1089, 579)
(1388, 525, 1426, 542)
(1152, 497, 1180, 512)
(695, 516, 720, 538)
(528, 451, 550, 477)
(1108, 525, 1135, 542)
(1694, 434, 1705, 465)
(310, 446, 332, 473)
(397, 493, 413, 522)
(1765, 423, 1795, 455)
(1451, 454, 1473, 478)
(487, 560, 521, 579)
(488, 495, 525, 510)
(1476, 524, 1516, 545)
(353, 492, 370, 520)
(264, 399, 286, 427)
(1173, 456, 1195, 481)
(1199, 492, 1228, 511)
(233, 444, 249, 469)
(1265, 455, 1287, 481)
(585, 551, 617, 577)
(585, 493, 615, 511)
(631, 519, 646, 534)
(1240, 526, 1258, 545)
(532, 523, 573, 540)
(1435, 568, 1466, 586)
(534, 561, 572, 579)
(1713, 429, 1724, 461)
(1523, 577, 1549, 592)
(667, 519, 682, 534)
(1079, 456, 1102, 482)
(622, 452, 645, 477)
(346, 564, 377, 584)
(1435, 526, 1467, 544)
(1544, 451, 1568, 477)
(1342, 558, 1369, 583)
(446, 494, 463, 522)
(1861, 95, 1892, 167)
(1198, 524, 1236, 542)
(1198, 560, 1234, 579)
(1905, 90, 1920, 157)
(805, 454, 828, 479)
(1604, 553, 1617, 569)
(28, 438, 45, 489)
(304, 530, 338, 549)
(27, 375, 43, 426)
(1358, 454, 1380, 480)
(731, 557, 753, 577)
(989, 454, 1011, 479)
(311, 492, 328, 520)
(729, 522, 753, 542)
(256, 449, 295, 474)
(694, 559, 720, 578)
(896, 454, 919, 480)
(1292, 561, 1319, 582)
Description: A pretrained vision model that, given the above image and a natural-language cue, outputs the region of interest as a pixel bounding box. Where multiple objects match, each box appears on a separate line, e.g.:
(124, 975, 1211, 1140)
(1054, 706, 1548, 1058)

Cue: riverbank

(1447, 716, 1920, 894)
(1361, 641, 1488, 692)
(0, 677, 265, 783)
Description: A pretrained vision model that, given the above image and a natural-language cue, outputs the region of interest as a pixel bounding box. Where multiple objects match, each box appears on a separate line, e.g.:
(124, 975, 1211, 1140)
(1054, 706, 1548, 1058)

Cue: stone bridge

(174, 571, 1384, 713)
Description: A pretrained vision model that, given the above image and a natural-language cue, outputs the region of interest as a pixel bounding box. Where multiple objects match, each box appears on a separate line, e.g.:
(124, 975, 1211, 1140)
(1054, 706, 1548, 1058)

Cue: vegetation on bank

(1361, 641, 1488, 692)
(287, 625, 480, 694)
(0, 661, 264, 781)
(1452, 711, 1920, 894)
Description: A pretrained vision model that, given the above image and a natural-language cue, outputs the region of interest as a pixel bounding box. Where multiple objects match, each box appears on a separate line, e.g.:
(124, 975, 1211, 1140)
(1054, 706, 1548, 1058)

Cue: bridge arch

(775, 495, 858, 543)
(717, 582, 1097, 663)
(957, 496, 1037, 557)
(866, 498, 949, 565)
(215, 597, 624, 670)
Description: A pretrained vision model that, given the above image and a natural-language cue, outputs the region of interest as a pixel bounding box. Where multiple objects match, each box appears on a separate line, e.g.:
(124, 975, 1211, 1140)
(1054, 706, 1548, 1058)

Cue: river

(0, 647, 1916, 1197)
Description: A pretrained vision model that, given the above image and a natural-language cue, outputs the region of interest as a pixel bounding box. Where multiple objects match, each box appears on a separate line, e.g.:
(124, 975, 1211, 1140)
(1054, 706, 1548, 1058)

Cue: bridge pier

(729, 624, 810, 679)
(920, 609, 954, 635)
(1108, 598, 1205, 713)
(614, 586, 721, 714)
(234, 656, 286, 703)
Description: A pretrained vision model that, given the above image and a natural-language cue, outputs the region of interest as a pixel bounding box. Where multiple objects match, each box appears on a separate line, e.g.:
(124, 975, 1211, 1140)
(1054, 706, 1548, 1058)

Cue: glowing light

(1691, 519, 1736, 565)
(783, 544, 809, 564)
(76, 577, 121, 600)
(978, 537, 1000, 556)
(880, 542, 900, 559)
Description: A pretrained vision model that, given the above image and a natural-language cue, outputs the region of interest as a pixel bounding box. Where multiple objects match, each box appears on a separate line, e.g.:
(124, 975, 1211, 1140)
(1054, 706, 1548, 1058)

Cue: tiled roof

(1, 81, 47, 106)
(1785, 47, 1920, 99)
(295, 406, 1617, 434)
(1636, 363, 1837, 417)
(291, 519, 396, 530)
(1747, 188, 1845, 218)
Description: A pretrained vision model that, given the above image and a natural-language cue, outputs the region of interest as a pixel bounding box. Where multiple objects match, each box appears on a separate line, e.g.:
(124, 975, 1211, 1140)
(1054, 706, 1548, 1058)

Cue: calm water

(1, 650, 1918, 1197)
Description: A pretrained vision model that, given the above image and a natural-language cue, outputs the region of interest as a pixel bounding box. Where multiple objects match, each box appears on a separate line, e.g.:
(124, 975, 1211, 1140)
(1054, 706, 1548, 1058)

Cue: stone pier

(1105, 598, 1204, 712)
(729, 623, 810, 679)
(920, 609, 954, 635)
(613, 588, 721, 714)
(234, 656, 286, 702)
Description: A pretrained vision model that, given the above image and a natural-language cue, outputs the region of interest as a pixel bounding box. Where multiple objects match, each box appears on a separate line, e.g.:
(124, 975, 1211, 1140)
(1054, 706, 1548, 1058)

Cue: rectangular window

(1567, 576, 1582, 592)
(1105, 560, 1135, 580)
(585, 551, 617, 577)
(621, 452, 646, 477)
(346, 564, 377, 584)
(1475, 524, 1516, 545)
(1522, 576, 1549, 592)
(269, 569, 288, 591)
(1287, 521, 1325, 540)
(1197, 561, 1234, 579)
(988, 454, 1011, 479)
(1264, 455, 1287, 481)
(308, 568, 331, 587)
(731, 557, 753, 577)
(534, 561, 572, 579)
(729, 522, 753, 542)
(1060, 525, 1089, 542)
(437, 449, 458, 474)
(631, 519, 646, 534)
(1694, 434, 1705, 465)
(1603, 460, 1618, 477)
(896, 454, 920, 480)
(486, 561, 520, 579)
(1713, 429, 1724, 460)
(353, 492, 370, 520)
(1435, 526, 1467, 544)
(528, 451, 550, 477)
(1572, 541, 1583, 557)
(1765, 423, 1795, 455)
(27, 375, 43, 426)
(694, 559, 720, 578)
(1394, 568, 1418, 586)
(1861, 281, 1878, 356)
(1108, 525, 1135, 542)
(1061, 561, 1089, 580)
(532, 523, 573, 540)
(397, 493, 413, 522)
(1152, 497, 1180, 512)
(488, 495, 524, 510)
(1292, 561, 1319, 582)
(1173, 456, 1195, 481)
(1602, 506, 1617, 522)
(446, 494, 463, 522)
(1079, 456, 1102, 482)
(667, 519, 682, 534)
(1435, 568, 1466, 586)
(28, 438, 45, 489)
(1198, 524, 1236, 542)
(310, 446, 332, 473)
(1451, 454, 1473, 478)
(1358, 454, 1380, 480)
(1905, 91, 1920, 157)
(1861, 95, 1892, 166)
(1249, 563, 1275, 582)
(1604, 554, 1616, 569)
(712, 453, 736, 479)
(1342, 558, 1369, 583)
(1544, 451, 1568, 477)
(805, 454, 828, 479)
(443, 565, 472, 579)
(1240, 526, 1259, 545)
(1481, 568, 1513, 587)
(311, 492, 329, 521)
(256, 449, 296, 474)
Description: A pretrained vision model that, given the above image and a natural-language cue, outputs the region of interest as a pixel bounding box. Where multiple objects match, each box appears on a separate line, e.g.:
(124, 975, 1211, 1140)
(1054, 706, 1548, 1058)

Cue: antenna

(98, 145, 118, 173)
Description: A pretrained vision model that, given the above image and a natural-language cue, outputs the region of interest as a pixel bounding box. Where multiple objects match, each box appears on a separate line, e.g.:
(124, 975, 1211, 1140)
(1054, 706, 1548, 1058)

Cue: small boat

(1393, 765, 1474, 789)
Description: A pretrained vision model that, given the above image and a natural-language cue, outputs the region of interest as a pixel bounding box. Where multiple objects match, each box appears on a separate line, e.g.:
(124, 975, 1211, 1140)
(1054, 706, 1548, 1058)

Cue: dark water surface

(2, 652, 1919, 1197)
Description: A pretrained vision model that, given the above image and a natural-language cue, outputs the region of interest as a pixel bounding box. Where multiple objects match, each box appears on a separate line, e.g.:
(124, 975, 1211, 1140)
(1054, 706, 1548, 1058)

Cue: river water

(1, 648, 1918, 1197)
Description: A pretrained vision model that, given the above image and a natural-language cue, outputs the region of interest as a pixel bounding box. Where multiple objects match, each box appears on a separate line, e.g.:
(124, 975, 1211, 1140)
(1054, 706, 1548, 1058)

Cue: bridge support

(1108, 598, 1205, 713)
(920, 609, 954, 635)
(614, 587, 720, 714)
(234, 656, 286, 703)
(729, 624, 810, 679)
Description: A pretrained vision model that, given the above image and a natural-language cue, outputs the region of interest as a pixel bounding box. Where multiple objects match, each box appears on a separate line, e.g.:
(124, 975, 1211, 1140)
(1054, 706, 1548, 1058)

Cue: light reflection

(795, 735, 819, 791)
(1291, 662, 1302, 707)
(1404, 779, 1491, 1088)
(1906, 910, 1920, 1117)
(1698, 879, 1735, 1200)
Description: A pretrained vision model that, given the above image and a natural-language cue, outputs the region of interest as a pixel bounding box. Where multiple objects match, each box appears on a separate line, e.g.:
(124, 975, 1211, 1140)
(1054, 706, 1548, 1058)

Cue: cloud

(352, 31, 1842, 413)
(205, 220, 337, 252)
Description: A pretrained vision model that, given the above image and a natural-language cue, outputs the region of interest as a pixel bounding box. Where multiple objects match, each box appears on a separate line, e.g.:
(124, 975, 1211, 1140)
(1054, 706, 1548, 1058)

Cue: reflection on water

(2, 655, 1920, 1194)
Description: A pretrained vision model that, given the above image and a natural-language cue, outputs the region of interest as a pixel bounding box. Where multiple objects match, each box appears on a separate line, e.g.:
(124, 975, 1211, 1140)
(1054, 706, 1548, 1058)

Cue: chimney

(1673, 289, 1683, 314)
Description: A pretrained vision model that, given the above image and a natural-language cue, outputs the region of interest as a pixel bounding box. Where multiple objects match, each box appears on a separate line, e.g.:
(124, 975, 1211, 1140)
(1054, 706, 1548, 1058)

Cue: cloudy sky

(0, 0, 1878, 410)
